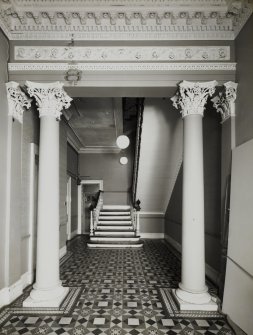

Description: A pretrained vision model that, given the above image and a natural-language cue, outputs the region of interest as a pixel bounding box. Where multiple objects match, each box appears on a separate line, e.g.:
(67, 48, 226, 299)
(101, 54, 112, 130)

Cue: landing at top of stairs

(102, 205, 130, 210)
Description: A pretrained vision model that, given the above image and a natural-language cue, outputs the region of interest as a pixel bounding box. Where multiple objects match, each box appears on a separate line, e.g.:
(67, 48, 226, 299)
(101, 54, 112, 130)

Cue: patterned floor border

(158, 287, 225, 319)
(0, 286, 83, 327)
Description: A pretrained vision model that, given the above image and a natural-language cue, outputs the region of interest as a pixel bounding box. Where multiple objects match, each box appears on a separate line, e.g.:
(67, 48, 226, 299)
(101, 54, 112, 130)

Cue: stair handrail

(90, 190, 104, 235)
(132, 98, 144, 205)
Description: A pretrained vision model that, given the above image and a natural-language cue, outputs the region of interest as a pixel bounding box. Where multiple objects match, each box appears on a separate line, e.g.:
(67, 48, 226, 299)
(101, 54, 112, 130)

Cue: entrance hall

(0, 237, 232, 334)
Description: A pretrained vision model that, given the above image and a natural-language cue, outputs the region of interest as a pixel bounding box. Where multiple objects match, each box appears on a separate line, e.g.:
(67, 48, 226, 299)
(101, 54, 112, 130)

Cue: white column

(23, 81, 72, 307)
(171, 80, 218, 311)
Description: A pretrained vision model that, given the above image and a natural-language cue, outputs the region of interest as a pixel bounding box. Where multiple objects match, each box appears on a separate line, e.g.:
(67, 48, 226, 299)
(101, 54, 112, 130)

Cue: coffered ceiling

(0, 0, 252, 41)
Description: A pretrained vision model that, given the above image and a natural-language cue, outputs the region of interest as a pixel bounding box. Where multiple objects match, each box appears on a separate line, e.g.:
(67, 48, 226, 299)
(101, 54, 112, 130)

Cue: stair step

(102, 205, 130, 210)
(95, 231, 135, 236)
(99, 216, 131, 220)
(98, 220, 132, 224)
(90, 236, 140, 242)
(99, 211, 131, 215)
(87, 242, 143, 249)
(97, 225, 134, 230)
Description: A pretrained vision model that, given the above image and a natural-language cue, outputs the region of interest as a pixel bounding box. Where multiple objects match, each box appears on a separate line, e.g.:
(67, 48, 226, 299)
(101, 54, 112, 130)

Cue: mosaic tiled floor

(0, 237, 234, 334)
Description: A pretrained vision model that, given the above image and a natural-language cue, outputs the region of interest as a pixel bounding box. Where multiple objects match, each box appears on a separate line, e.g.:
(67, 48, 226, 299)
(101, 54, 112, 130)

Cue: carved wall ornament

(14, 46, 230, 62)
(25, 81, 72, 120)
(6, 81, 31, 123)
(0, 0, 252, 40)
(211, 81, 238, 123)
(8, 62, 237, 72)
(171, 80, 218, 118)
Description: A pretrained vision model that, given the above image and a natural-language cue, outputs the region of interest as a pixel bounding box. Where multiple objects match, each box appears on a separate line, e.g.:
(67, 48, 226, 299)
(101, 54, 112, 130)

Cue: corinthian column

(171, 81, 218, 311)
(23, 82, 72, 307)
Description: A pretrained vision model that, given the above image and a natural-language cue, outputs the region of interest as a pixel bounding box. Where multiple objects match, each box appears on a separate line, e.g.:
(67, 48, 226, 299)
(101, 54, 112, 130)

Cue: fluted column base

(23, 285, 69, 308)
(172, 288, 218, 311)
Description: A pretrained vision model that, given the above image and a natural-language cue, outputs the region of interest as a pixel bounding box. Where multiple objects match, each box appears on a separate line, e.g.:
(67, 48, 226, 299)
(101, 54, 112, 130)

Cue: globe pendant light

(116, 135, 130, 149)
(120, 157, 128, 165)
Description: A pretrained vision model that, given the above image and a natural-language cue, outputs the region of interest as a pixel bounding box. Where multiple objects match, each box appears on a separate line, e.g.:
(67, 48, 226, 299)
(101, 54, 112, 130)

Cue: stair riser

(90, 238, 140, 242)
(98, 221, 132, 225)
(87, 243, 143, 249)
(97, 226, 134, 230)
(100, 211, 131, 216)
(99, 215, 131, 221)
(95, 232, 135, 236)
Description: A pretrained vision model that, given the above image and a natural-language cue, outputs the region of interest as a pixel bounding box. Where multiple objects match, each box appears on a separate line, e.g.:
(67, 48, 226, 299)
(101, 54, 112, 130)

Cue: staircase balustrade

(90, 190, 104, 236)
(131, 199, 141, 236)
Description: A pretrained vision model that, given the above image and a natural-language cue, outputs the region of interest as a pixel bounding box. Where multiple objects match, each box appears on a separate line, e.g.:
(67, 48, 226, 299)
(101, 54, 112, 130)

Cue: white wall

(136, 98, 183, 213)
(223, 138, 253, 334)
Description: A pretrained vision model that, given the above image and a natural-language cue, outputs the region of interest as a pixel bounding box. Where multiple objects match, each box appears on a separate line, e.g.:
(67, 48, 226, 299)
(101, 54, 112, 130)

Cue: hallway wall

(165, 105, 222, 282)
(79, 152, 133, 205)
(136, 98, 183, 236)
(235, 14, 253, 147)
(0, 30, 10, 292)
(221, 15, 253, 334)
(67, 143, 79, 239)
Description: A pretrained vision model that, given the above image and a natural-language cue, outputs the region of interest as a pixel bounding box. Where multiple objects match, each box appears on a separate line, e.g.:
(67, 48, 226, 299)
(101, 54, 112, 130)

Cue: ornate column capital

(171, 80, 218, 118)
(25, 81, 72, 120)
(211, 81, 238, 123)
(6, 81, 31, 124)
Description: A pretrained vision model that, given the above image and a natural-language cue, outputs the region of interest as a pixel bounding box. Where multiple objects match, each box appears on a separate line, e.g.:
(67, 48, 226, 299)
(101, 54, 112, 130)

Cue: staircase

(87, 205, 143, 248)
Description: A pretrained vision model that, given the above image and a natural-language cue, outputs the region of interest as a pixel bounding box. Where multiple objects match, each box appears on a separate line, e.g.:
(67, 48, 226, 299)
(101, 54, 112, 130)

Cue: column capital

(211, 81, 238, 123)
(6, 81, 31, 124)
(25, 81, 72, 120)
(171, 80, 218, 118)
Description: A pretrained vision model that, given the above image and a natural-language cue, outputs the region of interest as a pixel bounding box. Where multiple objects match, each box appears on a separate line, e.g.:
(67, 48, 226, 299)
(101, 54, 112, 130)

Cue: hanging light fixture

(116, 135, 130, 149)
(120, 156, 128, 165)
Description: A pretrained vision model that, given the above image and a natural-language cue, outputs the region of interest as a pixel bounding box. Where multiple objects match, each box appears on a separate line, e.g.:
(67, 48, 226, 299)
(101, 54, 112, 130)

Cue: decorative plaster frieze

(8, 62, 237, 72)
(14, 46, 230, 62)
(25, 81, 72, 120)
(171, 80, 218, 118)
(211, 81, 238, 123)
(6, 81, 31, 123)
(0, 0, 252, 40)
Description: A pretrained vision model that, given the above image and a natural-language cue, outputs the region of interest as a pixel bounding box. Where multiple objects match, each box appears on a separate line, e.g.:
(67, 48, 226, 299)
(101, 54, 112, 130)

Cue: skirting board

(139, 212, 165, 218)
(0, 271, 31, 308)
(141, 233, 164, 239)
(59, 245, 67, 259)
(164, 234, 220, 286)
(71, 229, 78, 240)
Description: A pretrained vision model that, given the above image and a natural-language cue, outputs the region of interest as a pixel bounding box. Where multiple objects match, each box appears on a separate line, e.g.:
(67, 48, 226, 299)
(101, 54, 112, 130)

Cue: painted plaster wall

(67, 142, 78, 176)
(235, 15, 253, 146)
(79, 152, 133, 205)
(136, 98, 183, 213)
(71, 178, 78, 234)
(221, 15, 253, 334)
(0, 30, 9, 290)
(66, 143, 79, 238)
(165, 106, 222, 275)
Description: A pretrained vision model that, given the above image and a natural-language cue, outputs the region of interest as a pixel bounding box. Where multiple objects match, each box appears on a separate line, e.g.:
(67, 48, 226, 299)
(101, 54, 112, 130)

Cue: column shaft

(181, 114, 206, 293)
(35, 116, 60, 289)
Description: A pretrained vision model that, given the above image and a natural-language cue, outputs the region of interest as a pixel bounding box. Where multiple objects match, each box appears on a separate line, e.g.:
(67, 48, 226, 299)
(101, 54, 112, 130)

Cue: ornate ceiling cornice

(0, 0, 252, 40)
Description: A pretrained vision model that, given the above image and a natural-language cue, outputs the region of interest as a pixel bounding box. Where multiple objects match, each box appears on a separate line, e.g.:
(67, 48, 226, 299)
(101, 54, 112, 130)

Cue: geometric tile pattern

(159, 288, 224, 319)
(0, 237, 234, 334)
